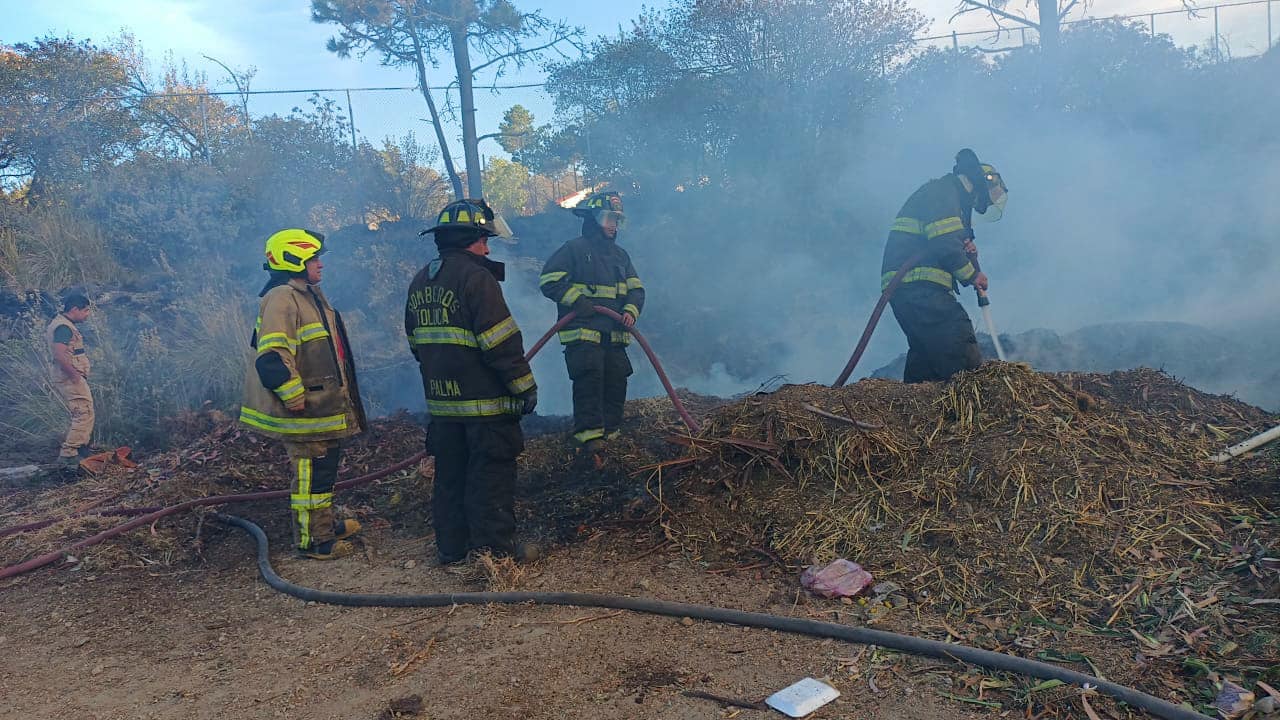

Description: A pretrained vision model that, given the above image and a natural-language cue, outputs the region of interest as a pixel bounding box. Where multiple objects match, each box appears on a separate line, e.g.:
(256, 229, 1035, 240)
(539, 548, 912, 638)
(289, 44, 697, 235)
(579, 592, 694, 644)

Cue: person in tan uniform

(239, 229, 367, 560)
(45, 291, 94, 465)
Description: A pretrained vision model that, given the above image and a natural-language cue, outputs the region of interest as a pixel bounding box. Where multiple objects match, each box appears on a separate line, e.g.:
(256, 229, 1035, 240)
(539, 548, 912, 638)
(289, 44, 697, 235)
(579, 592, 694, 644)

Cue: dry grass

(5, 366, 1276, 716)
(0, 331, 67, 447)
(0, 289, 253, 453)
(0, 205, 122, 292)
(475, 551, 527, 591)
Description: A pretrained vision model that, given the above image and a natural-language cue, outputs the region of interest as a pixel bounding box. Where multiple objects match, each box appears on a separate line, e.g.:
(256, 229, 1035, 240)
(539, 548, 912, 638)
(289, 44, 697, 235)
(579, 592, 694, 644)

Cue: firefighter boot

(582, 439, 606, 470)
(334, 518, 362, 541)
(299, 539, 355, 560)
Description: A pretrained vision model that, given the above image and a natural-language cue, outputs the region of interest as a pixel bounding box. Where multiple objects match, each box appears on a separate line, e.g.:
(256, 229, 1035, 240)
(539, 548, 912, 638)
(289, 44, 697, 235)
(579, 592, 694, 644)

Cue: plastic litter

(800, 559, 873, 599)
(1214, 681, 1254, 719)
(765, 677, 841, 718)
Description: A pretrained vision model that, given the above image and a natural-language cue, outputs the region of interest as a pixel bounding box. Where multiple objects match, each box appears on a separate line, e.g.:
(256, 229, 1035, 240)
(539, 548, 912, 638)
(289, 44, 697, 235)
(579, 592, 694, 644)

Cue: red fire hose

(525, 306, 700, 434)
(0, 452, 425, 581)
(832, 252, 923, 387)
(1, 307, 697, 582)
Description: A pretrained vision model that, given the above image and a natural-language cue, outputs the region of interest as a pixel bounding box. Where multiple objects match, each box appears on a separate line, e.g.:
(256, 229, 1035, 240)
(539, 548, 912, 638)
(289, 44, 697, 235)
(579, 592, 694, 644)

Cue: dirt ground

(2, 510, 998, 720)
(5, 367, 1275, 720)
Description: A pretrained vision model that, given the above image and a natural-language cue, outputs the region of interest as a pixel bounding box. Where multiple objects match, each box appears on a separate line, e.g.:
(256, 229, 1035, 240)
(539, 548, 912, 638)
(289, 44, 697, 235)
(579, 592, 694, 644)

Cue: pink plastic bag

(800, 559, 874, 599)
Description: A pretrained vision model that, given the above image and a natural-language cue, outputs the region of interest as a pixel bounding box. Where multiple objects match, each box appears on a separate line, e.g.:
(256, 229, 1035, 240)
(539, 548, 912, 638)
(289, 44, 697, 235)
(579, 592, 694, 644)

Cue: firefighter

(881, 149, 1008, 383)
(407, 199, 538, 565)
(538, 191, 643, 464)
(46, 290, 94, 465)
(240, 229, 367, 560)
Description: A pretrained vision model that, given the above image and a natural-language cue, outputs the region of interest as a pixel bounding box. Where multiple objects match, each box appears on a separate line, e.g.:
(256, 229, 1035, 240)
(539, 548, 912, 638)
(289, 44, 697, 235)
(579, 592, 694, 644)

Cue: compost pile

(625, 364, 1278, 711)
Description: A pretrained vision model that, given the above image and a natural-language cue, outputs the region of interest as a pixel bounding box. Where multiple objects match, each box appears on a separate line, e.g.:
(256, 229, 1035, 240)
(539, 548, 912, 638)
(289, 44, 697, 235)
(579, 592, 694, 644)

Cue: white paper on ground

(765, 677, 841, 718)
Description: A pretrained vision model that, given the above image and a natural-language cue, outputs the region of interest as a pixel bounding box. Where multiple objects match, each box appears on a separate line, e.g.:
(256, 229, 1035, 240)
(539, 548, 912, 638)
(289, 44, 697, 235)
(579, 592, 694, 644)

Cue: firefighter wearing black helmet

(406, 198, 538, 564)
(539, 191, 644, 465)
(881, 149, 1009, 383)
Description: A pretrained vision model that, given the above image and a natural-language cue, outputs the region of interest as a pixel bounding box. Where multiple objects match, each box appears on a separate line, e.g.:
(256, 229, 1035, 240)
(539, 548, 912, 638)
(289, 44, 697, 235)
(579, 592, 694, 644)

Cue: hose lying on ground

(1210, 422, 1280, 462)
(2, 306, 698, 575)
(0, 452, 425, 582)
(216, 512, 1209, 720)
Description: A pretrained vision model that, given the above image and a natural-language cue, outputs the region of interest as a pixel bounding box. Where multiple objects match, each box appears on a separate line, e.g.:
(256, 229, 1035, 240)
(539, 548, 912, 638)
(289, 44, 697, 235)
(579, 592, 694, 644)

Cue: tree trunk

(409, 28, 465, 200)
(450, 23, 484, 199)
(1037, 0, 1059, 60)
(1037, 0, 1061, 105)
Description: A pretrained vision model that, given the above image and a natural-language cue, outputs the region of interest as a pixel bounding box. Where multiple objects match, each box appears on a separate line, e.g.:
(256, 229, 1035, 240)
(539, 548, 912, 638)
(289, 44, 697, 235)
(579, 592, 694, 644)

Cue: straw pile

(618, 363, 1278, 711)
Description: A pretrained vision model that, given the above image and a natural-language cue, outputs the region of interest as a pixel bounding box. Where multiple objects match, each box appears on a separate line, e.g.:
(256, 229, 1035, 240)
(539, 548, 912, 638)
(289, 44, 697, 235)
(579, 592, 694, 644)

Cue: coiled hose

(1, 305, 695, 579)
(216, 512, 1209, 720)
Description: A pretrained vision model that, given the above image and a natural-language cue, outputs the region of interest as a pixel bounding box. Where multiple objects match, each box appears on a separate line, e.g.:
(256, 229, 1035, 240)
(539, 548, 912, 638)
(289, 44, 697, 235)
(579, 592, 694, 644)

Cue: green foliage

(0, 331, 66, 448)
(372, 132, 451, 222)
(0, 36, 143, 198)
(311, 0, 582, 196)
(497, 104, 534, 155)
(0, 37, 465, 453)
(0, 291, 251, 452)
(482, 157, 531, 215)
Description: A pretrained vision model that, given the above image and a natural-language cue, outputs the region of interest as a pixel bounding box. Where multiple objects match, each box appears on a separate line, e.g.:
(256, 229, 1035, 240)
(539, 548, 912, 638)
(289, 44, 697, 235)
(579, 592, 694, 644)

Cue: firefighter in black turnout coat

(539, 191, 644, 465)
(881, 149, 1009, 383)
(406, 199, 538, 564)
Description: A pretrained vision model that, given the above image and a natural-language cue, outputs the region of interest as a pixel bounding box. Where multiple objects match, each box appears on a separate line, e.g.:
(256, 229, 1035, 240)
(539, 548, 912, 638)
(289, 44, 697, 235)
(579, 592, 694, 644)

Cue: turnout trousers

(53, 377, 94, 458)
(564, 342, 633, 444)
(427, 419, 524, 563)
(282, 440, 340, 550)
(889, 283, 982, 384)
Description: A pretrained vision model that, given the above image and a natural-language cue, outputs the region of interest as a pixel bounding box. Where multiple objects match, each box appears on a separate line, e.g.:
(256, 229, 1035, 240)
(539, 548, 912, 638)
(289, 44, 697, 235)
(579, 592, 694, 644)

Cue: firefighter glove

(519, 389, 538, 415)
(285, 395, 307, 413)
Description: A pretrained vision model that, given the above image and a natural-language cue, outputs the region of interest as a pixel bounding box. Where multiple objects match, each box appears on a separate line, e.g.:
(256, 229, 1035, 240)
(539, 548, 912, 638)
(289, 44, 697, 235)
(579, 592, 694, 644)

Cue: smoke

(302, 20, 1280, 421)
(524, 23, 1280, 410)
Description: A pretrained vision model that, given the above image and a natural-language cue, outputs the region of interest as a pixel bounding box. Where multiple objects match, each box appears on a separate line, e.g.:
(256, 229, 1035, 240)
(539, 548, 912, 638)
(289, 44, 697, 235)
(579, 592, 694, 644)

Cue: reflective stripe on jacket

(239, 279, 366, 442)
(539, 230, 644, 345)
(881, 175, 977, 293)
(405, 250, 535, 421)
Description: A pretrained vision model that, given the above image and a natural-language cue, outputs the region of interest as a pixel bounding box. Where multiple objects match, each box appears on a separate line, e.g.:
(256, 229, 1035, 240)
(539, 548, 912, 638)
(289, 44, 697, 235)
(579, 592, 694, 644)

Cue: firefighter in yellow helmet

(880, 149, 1008, 383)
(539, 191, 644, 466)
(240, 229, 367, 560)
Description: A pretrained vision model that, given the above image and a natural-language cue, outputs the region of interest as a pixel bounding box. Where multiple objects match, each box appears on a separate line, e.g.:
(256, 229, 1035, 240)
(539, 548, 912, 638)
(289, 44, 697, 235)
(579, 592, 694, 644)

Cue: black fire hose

(217, 513, 1208, 720)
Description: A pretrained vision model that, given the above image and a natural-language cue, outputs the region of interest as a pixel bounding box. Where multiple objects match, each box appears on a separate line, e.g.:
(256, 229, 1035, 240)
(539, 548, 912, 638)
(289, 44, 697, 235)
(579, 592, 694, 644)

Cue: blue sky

(3, 0, 1270, 162)
(1, 0, 657, 158)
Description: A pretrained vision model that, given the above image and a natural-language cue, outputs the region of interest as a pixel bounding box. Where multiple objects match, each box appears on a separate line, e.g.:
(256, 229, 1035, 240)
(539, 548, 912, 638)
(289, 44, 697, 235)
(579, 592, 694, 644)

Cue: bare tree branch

(470, 32, 576, 75)
(953, 0, 1040, 29)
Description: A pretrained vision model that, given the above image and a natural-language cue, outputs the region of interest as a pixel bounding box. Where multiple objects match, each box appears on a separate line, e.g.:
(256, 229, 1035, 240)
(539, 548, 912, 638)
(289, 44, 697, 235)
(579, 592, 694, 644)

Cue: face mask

(973, 172, 1008, 223)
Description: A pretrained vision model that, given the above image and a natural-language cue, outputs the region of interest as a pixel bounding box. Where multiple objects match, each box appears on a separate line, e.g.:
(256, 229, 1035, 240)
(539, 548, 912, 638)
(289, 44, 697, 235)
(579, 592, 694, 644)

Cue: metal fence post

(1150, 13, 1156, 36)
(1269, 0, 1273, 50)
(345, 90, 357, 153)
(952, 30, 960, 55)
(199, 94, 210, 162)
